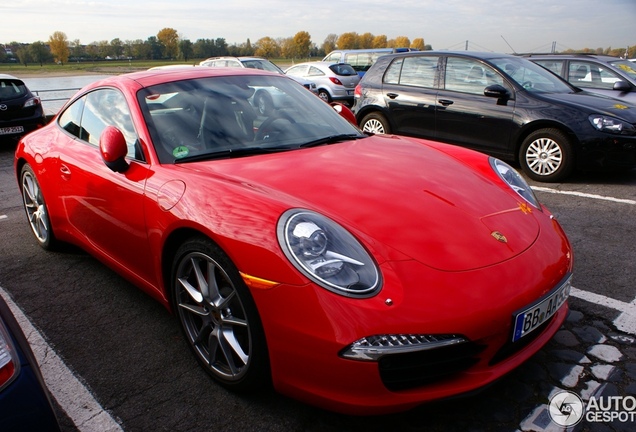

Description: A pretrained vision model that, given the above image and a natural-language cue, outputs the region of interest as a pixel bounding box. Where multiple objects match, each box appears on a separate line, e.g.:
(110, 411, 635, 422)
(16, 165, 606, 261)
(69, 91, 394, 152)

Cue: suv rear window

(329, 64, 357, 76)
(0, 79, 27, 101)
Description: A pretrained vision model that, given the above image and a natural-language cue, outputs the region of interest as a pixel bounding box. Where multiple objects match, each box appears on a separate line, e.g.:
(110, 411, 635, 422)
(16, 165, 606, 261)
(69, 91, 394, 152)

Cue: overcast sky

(2, 0, 634, 53)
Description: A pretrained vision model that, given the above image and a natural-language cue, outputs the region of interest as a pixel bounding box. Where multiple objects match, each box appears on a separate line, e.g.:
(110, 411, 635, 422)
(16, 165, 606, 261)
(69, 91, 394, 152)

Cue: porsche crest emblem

(491, 231, 508, 243)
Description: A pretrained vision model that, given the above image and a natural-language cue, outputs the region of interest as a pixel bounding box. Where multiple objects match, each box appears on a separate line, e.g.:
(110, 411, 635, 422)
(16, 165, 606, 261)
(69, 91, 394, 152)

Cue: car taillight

(0, 320, 19, 391)
(24, 96, 41, 108)
(354, 84, 362, 98)
(328, 77, 343, 86)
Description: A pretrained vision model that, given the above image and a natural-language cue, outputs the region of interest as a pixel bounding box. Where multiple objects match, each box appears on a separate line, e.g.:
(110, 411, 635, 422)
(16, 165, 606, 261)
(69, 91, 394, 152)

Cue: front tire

(21, 164, 57, 250)
(359, 112, 391, 135)
(520, 128, 574, 182)
(171, 237, 269, 392)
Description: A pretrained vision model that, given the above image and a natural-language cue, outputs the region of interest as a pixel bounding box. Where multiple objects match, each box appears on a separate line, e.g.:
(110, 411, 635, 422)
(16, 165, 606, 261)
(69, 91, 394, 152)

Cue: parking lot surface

(0, 142, 634, 431)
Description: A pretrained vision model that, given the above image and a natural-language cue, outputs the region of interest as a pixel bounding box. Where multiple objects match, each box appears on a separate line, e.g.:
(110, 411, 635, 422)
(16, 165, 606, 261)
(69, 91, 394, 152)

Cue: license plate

(0, 126, 24, 135)
(512, 275, 571, 342)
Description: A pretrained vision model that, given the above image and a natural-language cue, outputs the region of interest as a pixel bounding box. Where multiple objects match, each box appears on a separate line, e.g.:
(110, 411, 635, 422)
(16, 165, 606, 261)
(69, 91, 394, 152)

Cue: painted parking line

(0, 215, 7, 220)
(532, 186, 636, 205)
(570, 287, 636, 335)
(0, 287, 123, 432)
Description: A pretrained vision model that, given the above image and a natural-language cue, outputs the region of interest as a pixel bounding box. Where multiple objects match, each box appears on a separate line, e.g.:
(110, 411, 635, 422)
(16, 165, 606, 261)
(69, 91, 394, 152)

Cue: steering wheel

(255, 110, 296, 141)
(522, 81, 534, 89)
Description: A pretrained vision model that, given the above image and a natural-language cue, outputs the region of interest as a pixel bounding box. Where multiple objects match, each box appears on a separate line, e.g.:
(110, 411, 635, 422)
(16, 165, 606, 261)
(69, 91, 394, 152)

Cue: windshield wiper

(174, 146, 292, 163)
(299, 134, 364, 148)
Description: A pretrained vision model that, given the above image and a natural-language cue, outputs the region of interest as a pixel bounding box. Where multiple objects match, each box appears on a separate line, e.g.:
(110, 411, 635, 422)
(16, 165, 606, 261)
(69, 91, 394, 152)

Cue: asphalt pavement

(0, 141, 634, 432)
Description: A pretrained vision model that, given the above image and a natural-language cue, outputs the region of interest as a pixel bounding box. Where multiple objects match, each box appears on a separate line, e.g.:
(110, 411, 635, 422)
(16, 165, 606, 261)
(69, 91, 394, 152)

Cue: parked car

(15, 66, 573, 415)
(0, 294, 60, 431)
(0, 74, 46, 143)
(285, 61, 360, 104)
(353, 51, 636, 182)
(524, 53, 636, 103)
(323, 48, 418, 77)
(200, 56, 317, 114)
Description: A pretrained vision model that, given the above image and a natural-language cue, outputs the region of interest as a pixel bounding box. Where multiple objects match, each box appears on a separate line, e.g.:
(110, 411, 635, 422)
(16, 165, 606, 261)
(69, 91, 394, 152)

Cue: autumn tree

(391, 36, 411, 49)
(372, 35, 387, 48)
(157, 27, 179, 59)
(411, 38, 425, 50)
(293, 31, 312, 59)
(337, 32, 359, 49)
(321, 34, 338, 55)
(254, 36, 280, 58)
(70, 39, 83, 60)
(48, 31, 69, 64)
(358, 32, 374, 49)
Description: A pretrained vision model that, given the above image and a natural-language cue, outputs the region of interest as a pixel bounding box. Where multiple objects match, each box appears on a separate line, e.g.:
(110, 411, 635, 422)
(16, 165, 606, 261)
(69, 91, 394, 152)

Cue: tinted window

(0, 78, 27, 101)
(569, 61, 621, 89)
(329, 64, 357, 76)
(57, 89, 141, 160)
(533, 60, 564, 76)
(445, 57, 504, 94)
(398, 56, 439, 88)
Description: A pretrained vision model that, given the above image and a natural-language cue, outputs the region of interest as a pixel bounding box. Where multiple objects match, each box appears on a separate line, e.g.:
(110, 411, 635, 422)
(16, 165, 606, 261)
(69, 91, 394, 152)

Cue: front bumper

(251, 210, 573, 414)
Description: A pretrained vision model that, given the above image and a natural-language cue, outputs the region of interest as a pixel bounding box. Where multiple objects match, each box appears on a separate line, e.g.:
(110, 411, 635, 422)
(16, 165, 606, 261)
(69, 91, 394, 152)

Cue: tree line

(2, 28, 633, 66)
(0, 29, 428, 66)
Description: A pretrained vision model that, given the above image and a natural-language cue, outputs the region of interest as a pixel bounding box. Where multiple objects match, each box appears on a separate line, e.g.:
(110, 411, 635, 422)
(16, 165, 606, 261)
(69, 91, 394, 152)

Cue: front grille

(378, 341, 486, 391)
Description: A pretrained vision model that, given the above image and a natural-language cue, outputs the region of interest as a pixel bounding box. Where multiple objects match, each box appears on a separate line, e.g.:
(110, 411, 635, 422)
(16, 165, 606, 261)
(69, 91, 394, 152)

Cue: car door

(434, 56, 516, 156)
(55, 88, 155, 283)
(380, 55, 440, 138)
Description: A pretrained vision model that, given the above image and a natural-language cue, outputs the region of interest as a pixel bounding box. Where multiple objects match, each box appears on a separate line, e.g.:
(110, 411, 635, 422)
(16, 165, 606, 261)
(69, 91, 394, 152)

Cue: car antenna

(501, 35, 517, 54)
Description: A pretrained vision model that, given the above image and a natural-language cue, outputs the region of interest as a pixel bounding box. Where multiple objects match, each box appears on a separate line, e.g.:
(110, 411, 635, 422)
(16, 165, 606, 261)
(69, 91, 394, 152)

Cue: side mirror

(613, 80, 631, 92)
(330, 102, 357, 126)
(484, 84, 510, 99)
(99, 126, 129, 173)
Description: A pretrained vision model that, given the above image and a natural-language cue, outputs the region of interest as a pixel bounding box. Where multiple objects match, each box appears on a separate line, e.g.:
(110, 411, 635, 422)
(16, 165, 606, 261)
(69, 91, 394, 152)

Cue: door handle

(386, 93, 399, 99)
(438, 99, 454, 106)
(60, 164, 71, 175)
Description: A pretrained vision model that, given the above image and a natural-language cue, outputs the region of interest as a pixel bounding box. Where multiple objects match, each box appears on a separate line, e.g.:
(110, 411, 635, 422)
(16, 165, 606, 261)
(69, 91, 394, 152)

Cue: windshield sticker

(617, 64, 636, 74)
(173, 146, 190, 159)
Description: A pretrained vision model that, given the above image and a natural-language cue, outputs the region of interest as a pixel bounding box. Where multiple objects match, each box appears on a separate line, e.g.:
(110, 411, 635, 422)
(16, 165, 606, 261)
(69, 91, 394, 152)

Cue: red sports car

(14, 67, 573, 415)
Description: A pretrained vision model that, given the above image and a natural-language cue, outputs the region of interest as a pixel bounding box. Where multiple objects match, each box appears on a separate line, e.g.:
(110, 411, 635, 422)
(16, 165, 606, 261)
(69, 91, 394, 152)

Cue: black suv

(0, 74, 46, 142)
(353, 51, 636, 182)
(524, 53, 636, 104)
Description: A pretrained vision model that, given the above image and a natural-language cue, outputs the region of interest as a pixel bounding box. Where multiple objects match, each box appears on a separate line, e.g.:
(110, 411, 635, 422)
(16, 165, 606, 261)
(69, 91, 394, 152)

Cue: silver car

(285, 62, 360, 104)
(525, 54, 636, 103)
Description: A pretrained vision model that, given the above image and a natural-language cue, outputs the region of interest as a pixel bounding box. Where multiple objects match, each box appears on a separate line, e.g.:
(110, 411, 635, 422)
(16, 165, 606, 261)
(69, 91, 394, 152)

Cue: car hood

(186, 135, 540, 272)
(538, 91, 636, 121)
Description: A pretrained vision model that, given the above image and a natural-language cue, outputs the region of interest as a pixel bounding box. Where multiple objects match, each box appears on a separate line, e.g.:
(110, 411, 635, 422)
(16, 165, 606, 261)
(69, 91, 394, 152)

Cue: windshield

(609, 60, 636, 80)
(490, 57, 574, 93)
(138, 75, 363, 163)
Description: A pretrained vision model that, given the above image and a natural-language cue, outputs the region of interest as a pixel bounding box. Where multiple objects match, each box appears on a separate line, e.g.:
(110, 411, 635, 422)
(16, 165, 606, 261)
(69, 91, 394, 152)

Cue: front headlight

(277, 209, 381, 297)
(490, 158, 541, 209)
(589, 114, 636, 135)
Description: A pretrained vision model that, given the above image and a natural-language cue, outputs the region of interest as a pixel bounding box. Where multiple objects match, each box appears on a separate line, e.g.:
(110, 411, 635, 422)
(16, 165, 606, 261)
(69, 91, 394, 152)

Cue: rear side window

(0, 79, 27, 101)
(383, 56, 439, 89)
(533, 60, 564, 76)
(329, 64, 357, 76)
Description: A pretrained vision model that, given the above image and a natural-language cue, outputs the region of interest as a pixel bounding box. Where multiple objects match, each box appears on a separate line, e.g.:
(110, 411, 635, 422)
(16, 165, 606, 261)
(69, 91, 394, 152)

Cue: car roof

(378, 51, 517, 61)
(81, 66, 283, 90)
(0, 73, 22, 81)
(520, 53, 622, 62)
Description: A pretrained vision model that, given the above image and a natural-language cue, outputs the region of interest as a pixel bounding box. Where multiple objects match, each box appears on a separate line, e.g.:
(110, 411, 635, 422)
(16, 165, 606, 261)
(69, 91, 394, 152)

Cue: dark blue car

(0, 294, 60, 431)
